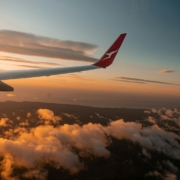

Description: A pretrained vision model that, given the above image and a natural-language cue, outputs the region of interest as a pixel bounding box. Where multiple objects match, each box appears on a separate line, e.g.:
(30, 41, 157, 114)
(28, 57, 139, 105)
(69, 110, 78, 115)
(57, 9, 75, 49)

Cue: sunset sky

(0, 0, 180, 108)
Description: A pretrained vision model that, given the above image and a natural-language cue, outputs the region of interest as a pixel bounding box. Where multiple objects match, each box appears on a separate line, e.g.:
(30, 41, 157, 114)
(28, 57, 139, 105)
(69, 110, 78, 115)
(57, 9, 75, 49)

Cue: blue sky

(1, 1, 180, 72)
(0, 0, 179, 107)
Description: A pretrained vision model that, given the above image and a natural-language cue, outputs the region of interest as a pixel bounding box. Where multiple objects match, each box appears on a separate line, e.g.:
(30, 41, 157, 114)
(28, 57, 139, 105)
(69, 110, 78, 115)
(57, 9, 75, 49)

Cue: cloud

(0, 108, 180, 179)
(163, 160, 178, 173)
(16, 65, 44, 69)
(26, 112, 31, 118)
(113, 77, 180, 86)
(145, 170, 178, 180)
(159, 69, 175, 74)
(19, 120, 29, 127)
(0, 30, 98, 62)
(148, 108, 180, 128)
(144, 110, 151, 114)
(145, 170, 162, 177)
(147, 116, 156, 124)
(163, 172, 177, 180)
(0, 118, 179, 179)
(22, 169, 48, 180)
(142, 148, 151, 159)
(0, 122, 109, 178)
(1, 154, 14, 180)
(113, 79, 147, 84)
(0, 118, 12, 127)
(16, 116, 21, 121)
(105, 120, 180, 160)
(62, 113, 78, 119)
(0, 56, 60, 66)
(37, 109, 62, 125)
(6, 93, 16, 97)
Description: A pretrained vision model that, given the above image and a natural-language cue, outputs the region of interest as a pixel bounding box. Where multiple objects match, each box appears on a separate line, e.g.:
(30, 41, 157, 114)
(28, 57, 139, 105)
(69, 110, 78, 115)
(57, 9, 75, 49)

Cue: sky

(0, 0, 180, 108)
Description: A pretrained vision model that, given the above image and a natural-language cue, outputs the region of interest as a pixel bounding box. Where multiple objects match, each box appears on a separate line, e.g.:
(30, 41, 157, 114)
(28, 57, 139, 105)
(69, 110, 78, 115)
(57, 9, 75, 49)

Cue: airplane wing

(0, 33, 126, 91)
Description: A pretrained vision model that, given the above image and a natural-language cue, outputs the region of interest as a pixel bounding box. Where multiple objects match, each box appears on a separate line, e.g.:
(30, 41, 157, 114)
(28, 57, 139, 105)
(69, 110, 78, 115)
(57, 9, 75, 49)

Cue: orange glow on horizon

(3, 76, 180, 98)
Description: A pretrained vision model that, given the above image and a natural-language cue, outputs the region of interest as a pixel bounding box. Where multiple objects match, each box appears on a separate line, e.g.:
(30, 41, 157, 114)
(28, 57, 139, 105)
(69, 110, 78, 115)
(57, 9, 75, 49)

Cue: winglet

(94, 33, 126, 68)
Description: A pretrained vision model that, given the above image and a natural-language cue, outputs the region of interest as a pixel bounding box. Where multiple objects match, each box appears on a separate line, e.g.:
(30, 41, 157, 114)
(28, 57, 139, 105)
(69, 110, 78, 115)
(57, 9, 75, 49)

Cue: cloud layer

(113, 77, 180, 86)
(159, 69, 175, 74)
(0, 56, 60, 66)
(0, 108, 179, 179)
(0, 30, 98, 62)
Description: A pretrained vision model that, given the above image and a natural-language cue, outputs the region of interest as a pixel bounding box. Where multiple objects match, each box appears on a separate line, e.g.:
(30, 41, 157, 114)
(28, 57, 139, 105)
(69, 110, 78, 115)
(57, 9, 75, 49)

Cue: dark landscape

(0, 101, 179, 180)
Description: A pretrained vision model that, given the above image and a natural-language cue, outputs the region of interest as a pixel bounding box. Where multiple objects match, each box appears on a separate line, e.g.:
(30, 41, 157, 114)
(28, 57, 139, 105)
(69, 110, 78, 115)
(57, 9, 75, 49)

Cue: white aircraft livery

(102, 49, 119, 61)
(0, 33, 126, 91)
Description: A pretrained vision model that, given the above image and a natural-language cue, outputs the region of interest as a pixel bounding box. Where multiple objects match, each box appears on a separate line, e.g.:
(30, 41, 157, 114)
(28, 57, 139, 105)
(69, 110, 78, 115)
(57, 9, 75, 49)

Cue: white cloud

(0, 108, 179, 179)
(37, 109, 62, 125)
(62, 113, 78, 119)
(0, 118, 12, 127)
(148, 108, 180, 127)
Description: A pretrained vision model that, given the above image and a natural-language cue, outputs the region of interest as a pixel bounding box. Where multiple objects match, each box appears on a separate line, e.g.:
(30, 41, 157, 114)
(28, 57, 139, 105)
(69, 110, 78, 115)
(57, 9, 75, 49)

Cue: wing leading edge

(0, 33, 126, 91)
